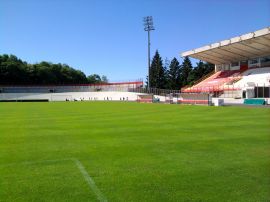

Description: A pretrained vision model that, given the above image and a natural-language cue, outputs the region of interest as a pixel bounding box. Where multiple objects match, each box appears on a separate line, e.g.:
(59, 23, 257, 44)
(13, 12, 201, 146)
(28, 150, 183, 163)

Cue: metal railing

(128, 87, 180, 96)
(1, 84, 269, 99)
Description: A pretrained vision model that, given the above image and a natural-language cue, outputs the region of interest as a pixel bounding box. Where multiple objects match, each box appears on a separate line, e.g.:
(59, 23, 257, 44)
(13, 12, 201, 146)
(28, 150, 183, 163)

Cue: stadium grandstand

(181, 27, 270, 105)
(0, 80, 147, 102)
(0, 78, 180, 103)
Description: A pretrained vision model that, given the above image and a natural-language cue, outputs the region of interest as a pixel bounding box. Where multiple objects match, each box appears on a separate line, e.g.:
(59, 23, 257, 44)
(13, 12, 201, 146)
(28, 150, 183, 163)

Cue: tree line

(0, 54, 108, 85)
(148, 50, 215, 90)
(0, 53, 214, 89)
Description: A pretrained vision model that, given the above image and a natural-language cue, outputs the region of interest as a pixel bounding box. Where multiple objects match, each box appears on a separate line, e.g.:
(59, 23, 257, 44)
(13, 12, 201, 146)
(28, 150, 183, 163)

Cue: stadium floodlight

(143, 16, 155, 89)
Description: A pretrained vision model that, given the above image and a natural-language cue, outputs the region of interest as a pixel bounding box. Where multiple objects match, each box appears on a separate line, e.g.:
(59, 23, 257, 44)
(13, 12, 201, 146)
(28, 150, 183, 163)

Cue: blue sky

(1, 0, 269, 81)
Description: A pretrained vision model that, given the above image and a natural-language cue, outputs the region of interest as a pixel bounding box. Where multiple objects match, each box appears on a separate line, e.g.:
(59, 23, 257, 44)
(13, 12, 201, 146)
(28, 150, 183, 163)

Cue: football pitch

(0, 102, 269, 202)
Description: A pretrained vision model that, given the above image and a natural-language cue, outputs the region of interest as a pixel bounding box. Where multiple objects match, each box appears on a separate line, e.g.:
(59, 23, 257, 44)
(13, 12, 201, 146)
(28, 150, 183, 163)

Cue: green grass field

(0, 102, 269, 202)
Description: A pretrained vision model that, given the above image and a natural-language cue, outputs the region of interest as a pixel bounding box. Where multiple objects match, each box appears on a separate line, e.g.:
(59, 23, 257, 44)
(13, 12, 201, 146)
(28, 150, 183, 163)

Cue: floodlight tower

(143, 16, 155, 89)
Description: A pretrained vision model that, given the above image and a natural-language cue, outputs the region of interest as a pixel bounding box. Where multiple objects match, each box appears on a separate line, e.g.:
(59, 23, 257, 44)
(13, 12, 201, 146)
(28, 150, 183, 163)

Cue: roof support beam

(239, 41, 267, 55)
(260, 36, 270, 45)
(229, 45, 260, 55)
(226, 45, 263, 58)
(198, 52, 227, 63)
(250, 38, 270, 48)
(210, 49, 247, 61)
(200, 51, 234, 63)
(218, 47, 247, 58)
(193, 54, 224, 64)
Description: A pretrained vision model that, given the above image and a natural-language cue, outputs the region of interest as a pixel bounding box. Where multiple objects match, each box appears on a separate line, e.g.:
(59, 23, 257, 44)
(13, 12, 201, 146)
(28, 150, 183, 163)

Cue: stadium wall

(0, 91, 166, 102)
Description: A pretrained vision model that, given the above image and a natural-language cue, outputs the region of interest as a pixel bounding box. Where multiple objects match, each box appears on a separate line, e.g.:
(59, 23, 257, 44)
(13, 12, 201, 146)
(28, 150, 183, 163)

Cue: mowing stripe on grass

(0, 158, 74, 168)
(74, 159, 107, 202)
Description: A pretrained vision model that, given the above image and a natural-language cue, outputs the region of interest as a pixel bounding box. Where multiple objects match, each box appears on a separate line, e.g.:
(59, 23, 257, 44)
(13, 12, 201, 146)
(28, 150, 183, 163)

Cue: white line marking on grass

(1, 158, 108, 201)
(74, 159, 107, 202)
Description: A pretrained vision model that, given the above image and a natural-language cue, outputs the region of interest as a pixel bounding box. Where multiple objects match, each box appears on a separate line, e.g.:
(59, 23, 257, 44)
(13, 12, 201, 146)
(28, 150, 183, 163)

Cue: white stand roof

(181, 27, 270, 64)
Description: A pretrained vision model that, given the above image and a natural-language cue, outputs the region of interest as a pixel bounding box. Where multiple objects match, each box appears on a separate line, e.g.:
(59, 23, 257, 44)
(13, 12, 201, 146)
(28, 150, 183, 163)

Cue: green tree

(149, 50, 166, 88)
(145, 76, 149, 88)
(0, 54, 29, 84)
(204, 62, 215, 74)
(0, 54, 106, 85)
(181, 56, 193, 86)
(188, 61, 215, 85)
(163, 58, 170, 89)
(101, 75, 108, 83)
(167, 57, 181, 90)
(87, 74, 102, 84)
(187, 61, 204, 85)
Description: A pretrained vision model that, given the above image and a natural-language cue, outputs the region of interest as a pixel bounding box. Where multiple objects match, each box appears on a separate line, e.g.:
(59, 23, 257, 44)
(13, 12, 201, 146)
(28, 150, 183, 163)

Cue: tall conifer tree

(149, 50, 165, 88)
(181, 56, 193, 86)
(167, 57, 181, 89)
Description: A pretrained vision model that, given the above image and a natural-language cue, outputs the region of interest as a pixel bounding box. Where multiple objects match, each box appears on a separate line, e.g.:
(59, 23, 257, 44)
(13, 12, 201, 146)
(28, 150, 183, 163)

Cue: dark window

(249, 58, 259, 65)
(261, 56, 270, 63)
(240, 60, 248, 65)
(231, 62, 239, 67)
